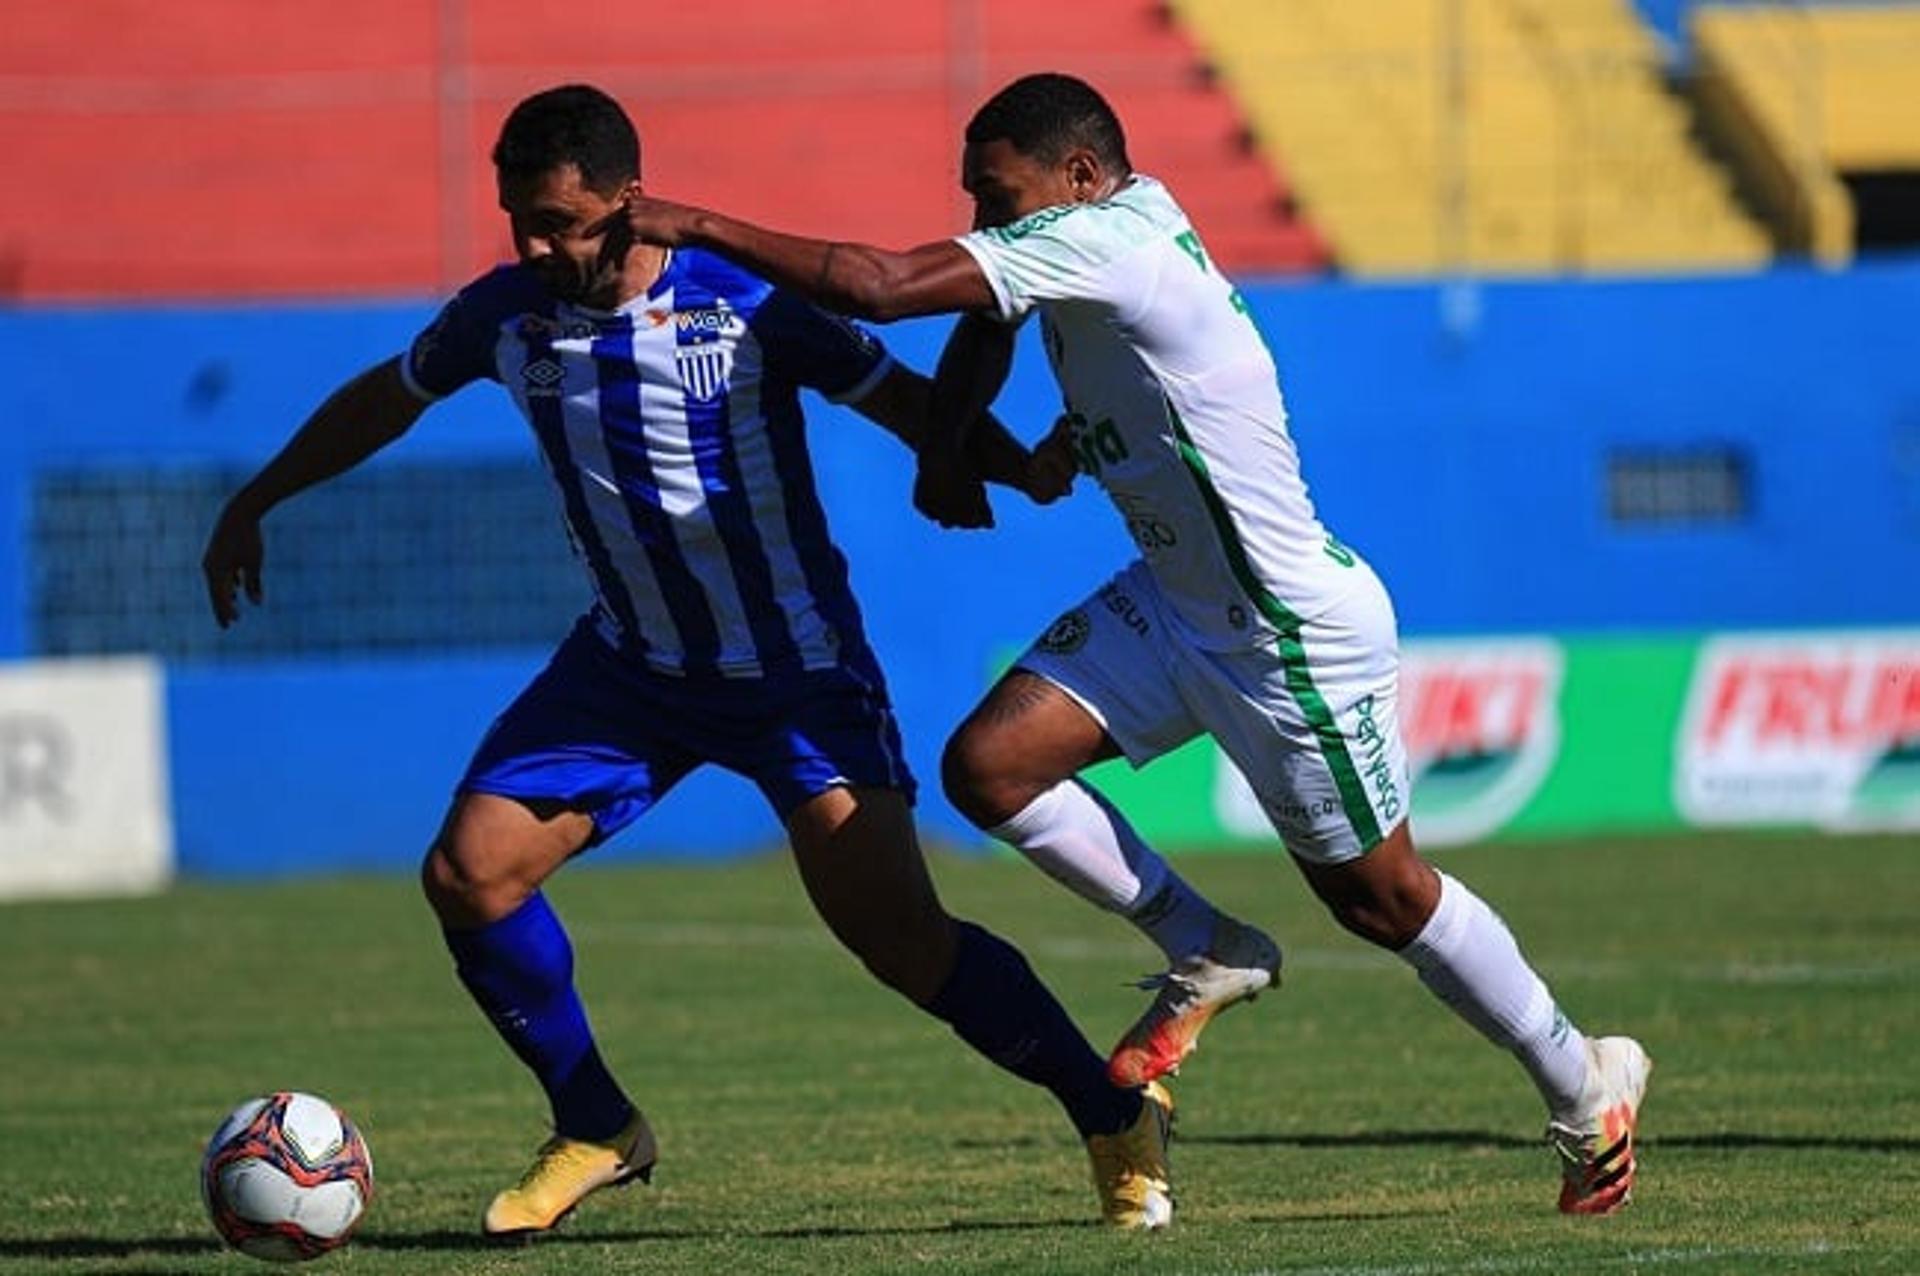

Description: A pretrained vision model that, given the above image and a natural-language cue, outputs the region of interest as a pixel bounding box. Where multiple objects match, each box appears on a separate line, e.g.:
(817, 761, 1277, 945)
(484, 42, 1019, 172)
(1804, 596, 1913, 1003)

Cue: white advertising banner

(1677, 631, 1920, 830)
(0, 657, 173, 898)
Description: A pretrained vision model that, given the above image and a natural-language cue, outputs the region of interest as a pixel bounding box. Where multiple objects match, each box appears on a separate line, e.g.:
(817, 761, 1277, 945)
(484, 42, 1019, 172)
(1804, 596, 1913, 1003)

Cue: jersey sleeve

(953, 204, 1132, 324)
(749, 289, 895, 404)
(400, 269, 521, 401)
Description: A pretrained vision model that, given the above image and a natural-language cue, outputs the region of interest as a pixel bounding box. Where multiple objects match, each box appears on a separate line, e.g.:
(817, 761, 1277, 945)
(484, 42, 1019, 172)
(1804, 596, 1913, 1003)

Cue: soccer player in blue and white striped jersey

(202, 84, 1166, 1238)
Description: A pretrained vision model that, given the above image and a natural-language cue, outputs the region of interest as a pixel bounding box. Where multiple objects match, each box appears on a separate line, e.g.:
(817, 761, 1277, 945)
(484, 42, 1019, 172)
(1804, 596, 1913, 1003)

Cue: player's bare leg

(784, 784, 955, 1002)
(423, 794, 655, 1239)
(1296, 823, 1650, 1214)
(786, 784, 1170, 1228)
(945, 672, 1280, 1086)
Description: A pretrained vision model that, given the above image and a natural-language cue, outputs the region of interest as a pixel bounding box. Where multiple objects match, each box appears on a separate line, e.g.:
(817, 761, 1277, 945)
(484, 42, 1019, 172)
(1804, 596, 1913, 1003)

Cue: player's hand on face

(913, 450, 995, 530)
(593, 206, 636, 274)
(624, 194, 697, 248)
(202, 501, 265, 628)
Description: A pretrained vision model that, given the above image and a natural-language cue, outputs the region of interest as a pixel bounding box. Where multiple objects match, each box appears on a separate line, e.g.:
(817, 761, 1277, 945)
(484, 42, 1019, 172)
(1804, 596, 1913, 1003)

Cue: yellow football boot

(483, 1110, 657, 1239)
(1084, 1081, 1173, 1230)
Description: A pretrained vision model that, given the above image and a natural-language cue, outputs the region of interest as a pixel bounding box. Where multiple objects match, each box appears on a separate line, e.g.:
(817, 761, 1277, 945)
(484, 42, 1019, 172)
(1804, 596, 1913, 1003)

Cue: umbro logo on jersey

(521, 357, 565, 397)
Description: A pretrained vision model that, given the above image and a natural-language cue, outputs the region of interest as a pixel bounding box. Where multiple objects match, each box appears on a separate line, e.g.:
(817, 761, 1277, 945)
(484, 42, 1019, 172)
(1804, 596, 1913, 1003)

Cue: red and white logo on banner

(1398, 639, 1563, 845)
(1678, 632, 1920, 829)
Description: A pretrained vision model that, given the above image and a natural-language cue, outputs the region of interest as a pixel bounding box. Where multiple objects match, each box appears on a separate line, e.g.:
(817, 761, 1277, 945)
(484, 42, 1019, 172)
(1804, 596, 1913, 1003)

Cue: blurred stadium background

(2, 0, 1919, 890)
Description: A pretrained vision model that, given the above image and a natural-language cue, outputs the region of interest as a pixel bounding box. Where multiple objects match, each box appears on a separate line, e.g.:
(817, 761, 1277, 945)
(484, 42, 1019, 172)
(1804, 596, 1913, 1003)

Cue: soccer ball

(201, 1092, 374, 1263)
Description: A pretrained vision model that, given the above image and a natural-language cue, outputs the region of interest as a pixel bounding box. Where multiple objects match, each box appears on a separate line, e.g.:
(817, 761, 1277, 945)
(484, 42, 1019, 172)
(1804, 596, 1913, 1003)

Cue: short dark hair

(492, 84, 640, 193)
(965, 73, 1130, 172)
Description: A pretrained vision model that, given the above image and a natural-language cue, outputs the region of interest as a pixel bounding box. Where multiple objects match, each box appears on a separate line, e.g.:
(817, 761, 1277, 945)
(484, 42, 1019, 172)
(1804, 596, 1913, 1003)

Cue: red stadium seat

(0, 0, 1326, 300)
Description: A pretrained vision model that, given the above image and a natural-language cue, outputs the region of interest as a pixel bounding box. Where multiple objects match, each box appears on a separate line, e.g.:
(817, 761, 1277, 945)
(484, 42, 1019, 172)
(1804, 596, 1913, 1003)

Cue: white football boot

(1549, 1035, 1653, 1215)
(1107, 915, 1282, 1088)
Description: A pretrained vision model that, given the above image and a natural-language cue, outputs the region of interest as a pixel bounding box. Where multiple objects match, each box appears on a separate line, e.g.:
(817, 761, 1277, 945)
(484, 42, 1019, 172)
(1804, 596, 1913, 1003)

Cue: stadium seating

(0, 0, 1324, 301)
(1172, 0, 1773, 275)
(1693, 4, 1920, 264)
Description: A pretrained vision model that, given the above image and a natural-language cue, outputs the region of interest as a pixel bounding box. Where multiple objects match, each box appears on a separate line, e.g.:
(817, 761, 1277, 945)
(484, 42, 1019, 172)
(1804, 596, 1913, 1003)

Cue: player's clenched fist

(1023, 418, 1078, 505)
(622, 194, 700, 247)
(202, 498, 265, 628)
(913, 449, 995, 529)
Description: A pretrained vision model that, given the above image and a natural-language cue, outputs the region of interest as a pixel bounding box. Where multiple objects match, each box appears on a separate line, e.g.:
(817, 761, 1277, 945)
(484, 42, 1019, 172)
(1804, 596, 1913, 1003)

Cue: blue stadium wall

(3, 258, 1917, 874)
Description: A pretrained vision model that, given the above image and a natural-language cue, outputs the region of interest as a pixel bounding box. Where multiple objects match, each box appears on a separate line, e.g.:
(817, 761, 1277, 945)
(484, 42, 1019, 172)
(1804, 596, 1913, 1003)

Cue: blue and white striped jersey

(402, 249, 895, 680)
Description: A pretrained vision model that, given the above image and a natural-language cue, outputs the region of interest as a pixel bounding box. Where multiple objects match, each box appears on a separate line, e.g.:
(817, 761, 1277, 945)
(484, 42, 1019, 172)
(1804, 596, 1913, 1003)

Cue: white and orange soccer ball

(200, 1092, 373, 1263)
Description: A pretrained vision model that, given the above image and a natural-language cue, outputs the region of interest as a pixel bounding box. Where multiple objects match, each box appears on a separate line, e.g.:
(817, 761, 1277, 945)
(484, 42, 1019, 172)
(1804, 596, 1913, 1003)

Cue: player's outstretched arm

(202, 357, 428, 627)
(624, 196, 993, 321)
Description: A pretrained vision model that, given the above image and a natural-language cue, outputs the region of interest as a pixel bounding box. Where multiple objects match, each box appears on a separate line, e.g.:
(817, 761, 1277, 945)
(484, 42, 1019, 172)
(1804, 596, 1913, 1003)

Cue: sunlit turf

(2, 832, 1916, 1273)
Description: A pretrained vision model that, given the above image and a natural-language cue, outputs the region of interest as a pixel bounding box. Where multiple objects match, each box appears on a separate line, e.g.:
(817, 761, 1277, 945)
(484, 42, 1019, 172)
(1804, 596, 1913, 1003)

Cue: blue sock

(925, 921, 1142, 1138)
(443, 892, 635, 1141)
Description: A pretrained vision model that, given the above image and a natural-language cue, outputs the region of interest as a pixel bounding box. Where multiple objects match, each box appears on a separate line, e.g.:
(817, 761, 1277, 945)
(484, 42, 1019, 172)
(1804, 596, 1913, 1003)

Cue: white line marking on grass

(1711, 960, 1914, 985)
(571, 924, 1917, 985)
(1199, 1238, 1844, 1276)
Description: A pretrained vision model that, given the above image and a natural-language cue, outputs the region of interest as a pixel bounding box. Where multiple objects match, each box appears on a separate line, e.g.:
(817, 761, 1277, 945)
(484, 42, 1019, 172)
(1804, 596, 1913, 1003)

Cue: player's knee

(420, 826, 529, 926)
(419, 839, 472, 922)
(1326, 897, 1417, 949)
(940, 729, 1034, 828)
(1323, 866, 1437, 948)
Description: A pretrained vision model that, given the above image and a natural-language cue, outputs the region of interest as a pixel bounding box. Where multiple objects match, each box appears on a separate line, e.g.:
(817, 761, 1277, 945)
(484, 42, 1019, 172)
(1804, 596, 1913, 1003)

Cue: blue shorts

(459, 620, 915, 843)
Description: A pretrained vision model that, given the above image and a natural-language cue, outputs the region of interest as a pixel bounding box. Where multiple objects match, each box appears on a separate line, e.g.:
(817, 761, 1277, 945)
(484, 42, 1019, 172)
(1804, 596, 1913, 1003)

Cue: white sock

(1398, 871, 1591, 1117)
(988, 780, 1218, 963)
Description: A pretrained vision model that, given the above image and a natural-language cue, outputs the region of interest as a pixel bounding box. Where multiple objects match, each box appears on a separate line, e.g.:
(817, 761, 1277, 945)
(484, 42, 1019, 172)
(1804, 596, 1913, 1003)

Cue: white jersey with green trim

(954, 174, 1358, 650)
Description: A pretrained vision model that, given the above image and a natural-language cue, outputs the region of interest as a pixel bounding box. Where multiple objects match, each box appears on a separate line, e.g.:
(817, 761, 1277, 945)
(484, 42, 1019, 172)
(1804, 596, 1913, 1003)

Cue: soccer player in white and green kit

(624, 72, 1651, 1216)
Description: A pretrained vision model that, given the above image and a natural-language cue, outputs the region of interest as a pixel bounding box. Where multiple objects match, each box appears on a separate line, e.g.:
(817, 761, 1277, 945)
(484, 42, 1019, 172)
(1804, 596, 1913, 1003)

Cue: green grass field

(2, 832, 1916, 1274)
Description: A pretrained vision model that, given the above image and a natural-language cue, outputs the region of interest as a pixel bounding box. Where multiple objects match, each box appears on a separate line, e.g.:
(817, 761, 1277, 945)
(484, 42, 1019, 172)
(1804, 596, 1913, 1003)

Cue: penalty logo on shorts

(1036, 610, 1090, 655)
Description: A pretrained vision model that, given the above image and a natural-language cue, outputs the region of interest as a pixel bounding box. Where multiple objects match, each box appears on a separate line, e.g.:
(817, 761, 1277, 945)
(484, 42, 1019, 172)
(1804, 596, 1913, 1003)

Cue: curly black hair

(965, 73, 1130, 172)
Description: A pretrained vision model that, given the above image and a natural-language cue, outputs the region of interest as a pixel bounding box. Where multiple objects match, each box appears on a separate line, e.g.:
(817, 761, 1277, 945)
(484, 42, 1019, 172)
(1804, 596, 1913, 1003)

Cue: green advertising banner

(1068, 631, 1920, 850)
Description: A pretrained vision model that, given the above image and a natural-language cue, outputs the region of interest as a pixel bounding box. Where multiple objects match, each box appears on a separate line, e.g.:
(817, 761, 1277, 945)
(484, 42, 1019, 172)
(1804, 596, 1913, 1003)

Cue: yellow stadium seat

(1173, 0, 1776, 277)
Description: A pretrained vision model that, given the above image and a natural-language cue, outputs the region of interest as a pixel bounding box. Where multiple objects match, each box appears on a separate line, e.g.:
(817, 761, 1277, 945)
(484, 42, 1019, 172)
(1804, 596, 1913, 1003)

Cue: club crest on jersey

(1035, 610, 1091, 655)
(676, 343, 732, 401)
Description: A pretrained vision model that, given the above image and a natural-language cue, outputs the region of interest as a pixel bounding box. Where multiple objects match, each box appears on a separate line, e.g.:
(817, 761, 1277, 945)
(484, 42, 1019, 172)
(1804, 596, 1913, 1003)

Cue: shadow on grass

(366, 1217, 1100, 1248)
(13, 1129, 1912, 1261)
(0, 1237, 226, 1260)
(0, 1218, 1095, 1261)
(1176, 1128, 1920, 1154)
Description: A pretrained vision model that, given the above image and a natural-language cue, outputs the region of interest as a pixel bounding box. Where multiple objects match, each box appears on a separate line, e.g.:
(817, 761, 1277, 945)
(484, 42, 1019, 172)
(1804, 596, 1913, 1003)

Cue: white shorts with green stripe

(1014, 558, 1410, 864)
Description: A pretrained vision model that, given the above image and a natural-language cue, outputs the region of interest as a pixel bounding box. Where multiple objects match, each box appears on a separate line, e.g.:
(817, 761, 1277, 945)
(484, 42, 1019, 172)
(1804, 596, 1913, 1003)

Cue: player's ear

(1065, 151, 1102, 202)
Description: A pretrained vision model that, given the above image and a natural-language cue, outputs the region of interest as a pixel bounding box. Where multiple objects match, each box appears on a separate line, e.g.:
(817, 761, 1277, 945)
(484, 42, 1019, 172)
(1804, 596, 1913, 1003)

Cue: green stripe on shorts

(1165, 402, 1384, 849)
